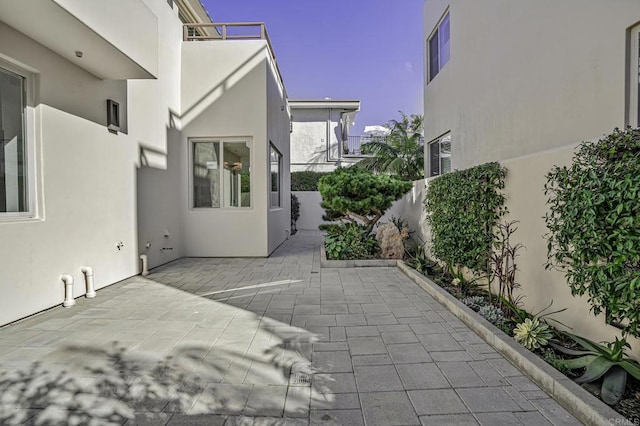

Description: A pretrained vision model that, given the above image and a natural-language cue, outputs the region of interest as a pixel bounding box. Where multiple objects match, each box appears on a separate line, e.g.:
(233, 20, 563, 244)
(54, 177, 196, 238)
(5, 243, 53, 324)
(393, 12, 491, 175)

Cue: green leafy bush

(291, 171, 329, 191)
(324, 224, 378, 260)
(318, 167, 412, 233)
(544, 127, 640, 338)
(291, 194, 300, 234)
(424, 162, 507, 273)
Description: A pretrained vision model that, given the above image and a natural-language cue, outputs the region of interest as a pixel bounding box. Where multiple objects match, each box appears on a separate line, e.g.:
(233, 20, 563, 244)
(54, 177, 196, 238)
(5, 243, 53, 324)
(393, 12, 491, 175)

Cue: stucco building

(0, 0, 291, 325)
(423, 1, 640, 348)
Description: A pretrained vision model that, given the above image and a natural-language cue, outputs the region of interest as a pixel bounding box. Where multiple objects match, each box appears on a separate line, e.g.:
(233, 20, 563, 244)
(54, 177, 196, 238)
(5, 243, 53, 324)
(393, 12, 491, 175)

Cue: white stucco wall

(290, 108, 343, 172)
(423, 1, 640, 355)
(0, 0, 180, 326)
(423, 0, 640, 171)
(180, 40, 270, 257)
(266, 57, 292, 254)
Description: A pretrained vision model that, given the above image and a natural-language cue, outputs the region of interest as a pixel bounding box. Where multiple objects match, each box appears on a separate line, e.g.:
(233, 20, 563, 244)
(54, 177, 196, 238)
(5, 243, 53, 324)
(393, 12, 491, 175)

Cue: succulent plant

(478, 304, 504, 325)
(461, 296, 485, 311)
(513, 318, 552, 350)
(550, 333, 640, 405)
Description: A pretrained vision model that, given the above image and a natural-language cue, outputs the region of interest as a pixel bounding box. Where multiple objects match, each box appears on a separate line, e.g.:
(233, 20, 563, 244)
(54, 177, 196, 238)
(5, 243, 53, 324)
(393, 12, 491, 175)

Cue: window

(630, 24, 640, 128)
(270, 144, 281, 208)
(0, 65, 29, 215)
(428, 11, 450, 82)
(192, 139, 251, 208)
(428, 133, 451, 177)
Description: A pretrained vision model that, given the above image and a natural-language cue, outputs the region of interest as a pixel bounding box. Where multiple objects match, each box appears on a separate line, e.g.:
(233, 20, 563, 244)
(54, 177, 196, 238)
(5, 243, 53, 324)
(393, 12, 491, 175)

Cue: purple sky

(200, 0, 425, 135)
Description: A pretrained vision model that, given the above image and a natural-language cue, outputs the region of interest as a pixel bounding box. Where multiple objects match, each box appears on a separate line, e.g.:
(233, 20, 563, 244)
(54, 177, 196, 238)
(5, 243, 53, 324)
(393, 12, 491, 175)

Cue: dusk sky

(201, 0, 425, 134)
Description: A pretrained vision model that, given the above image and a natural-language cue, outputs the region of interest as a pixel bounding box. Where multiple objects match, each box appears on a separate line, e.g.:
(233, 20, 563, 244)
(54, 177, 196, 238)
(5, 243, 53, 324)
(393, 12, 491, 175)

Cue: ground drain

(290, 372, 312, 385)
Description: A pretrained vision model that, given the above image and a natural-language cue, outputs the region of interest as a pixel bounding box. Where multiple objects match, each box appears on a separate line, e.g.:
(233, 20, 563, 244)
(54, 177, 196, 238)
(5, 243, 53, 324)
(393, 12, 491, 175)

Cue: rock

(376, 223, 408, 259)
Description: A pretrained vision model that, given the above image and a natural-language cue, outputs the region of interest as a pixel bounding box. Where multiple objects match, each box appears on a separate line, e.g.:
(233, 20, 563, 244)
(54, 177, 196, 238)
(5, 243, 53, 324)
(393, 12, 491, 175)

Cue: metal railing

(183, 22, 286, 98)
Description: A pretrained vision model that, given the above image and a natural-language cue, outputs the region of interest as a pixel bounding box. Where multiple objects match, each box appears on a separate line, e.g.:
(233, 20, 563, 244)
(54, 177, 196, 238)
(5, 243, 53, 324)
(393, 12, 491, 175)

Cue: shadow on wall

(0, 314, 324, 424)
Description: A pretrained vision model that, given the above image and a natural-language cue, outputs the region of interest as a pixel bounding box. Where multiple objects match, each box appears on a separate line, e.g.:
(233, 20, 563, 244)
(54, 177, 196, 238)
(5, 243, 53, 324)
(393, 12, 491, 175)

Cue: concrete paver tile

(419, 414, 479, 425)
(396, 363, 450, 390)
(387, 343, 433, 364)
(407, 389, 468, 415)
(353, 365, 404, 392)
(456, 387, 523, 413)
(309, 409, 364, 426)
(360, 391, 420, 426)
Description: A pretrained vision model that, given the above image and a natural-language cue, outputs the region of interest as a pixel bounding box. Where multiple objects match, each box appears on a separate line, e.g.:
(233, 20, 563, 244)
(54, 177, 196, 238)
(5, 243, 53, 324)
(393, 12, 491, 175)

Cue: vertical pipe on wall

(140, 254, 149, 276)
(61, 274, 75, 307)
(81, 267, 96, 298)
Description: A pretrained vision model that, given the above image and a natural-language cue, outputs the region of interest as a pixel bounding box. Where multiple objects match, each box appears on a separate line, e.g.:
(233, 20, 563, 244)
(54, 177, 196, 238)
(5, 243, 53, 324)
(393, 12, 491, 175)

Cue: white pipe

(81, 267, 96, 298)
(61, 274, 75, 307)
(140, 254, 149, 276)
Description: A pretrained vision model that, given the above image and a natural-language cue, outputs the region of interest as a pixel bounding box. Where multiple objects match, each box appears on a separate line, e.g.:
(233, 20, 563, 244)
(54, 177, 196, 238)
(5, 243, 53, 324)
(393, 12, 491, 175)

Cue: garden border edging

(396, 261, 627, 426)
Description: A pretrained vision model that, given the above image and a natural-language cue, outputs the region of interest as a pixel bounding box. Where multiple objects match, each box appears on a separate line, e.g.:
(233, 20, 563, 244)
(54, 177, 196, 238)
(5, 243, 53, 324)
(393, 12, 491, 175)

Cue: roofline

(175, 0, 213, 24)
(289, 99, 361, 110)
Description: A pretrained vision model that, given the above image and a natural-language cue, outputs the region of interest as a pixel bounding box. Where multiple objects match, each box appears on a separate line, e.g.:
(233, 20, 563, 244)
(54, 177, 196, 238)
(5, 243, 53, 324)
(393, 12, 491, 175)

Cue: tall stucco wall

(0, 0, 181, 325)
(290, 108, 342, 172)
(266, 58, 291, 254)
(134, 0, 183, 269)
(180, 41, 269, 257)
(423, 0, 640, 171)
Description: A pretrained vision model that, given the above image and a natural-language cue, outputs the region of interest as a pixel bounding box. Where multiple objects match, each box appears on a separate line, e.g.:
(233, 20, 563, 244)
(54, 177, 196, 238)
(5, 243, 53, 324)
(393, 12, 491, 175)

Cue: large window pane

(440, 134, 452, 174)
(223, 142, 251, 208)
(439, 13, 450, 68)
(270, 144, 281, 208)
(429, 31, 439, 81)
(193, 142, 220, 208)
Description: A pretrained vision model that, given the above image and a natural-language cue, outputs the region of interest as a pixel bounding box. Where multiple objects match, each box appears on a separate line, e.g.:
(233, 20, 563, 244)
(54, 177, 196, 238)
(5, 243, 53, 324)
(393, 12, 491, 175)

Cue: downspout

(61, 274, 75, 307)
(81, 267, 96, 298)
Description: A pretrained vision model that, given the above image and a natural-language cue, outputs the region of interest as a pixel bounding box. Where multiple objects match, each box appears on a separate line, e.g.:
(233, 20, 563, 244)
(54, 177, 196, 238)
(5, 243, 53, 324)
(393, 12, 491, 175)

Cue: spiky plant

(513, 318, 552, 350)
(550, 333, 640, 405)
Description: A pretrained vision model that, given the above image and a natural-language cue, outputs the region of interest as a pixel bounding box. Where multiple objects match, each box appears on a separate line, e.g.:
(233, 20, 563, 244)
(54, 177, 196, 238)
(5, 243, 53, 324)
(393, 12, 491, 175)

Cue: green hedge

(545, 127, 640, 338)
(424, 162, 507, 273)
(291, 171, 329, 191)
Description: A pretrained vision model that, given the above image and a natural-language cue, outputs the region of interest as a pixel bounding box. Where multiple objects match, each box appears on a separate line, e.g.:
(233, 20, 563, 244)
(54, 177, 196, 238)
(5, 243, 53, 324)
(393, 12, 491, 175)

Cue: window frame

(0, 59, 37, 220)
(427, 10, 450, 83)
(428, 133, 452, 177)
(269, 143, 282, 209)
(190, 137, 253, 210)
(629, 24, 640, 128)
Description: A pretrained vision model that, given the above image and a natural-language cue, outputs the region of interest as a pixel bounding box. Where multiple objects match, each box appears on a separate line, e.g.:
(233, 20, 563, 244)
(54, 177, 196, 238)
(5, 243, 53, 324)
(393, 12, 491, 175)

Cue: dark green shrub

(424, 162, 507, 273)
(324, 224, 378, 260)
(318, 167, 412, 233)
(291, 171, 329, 191)
(291, 194, 300, 234)
(544, 127, 640, 338)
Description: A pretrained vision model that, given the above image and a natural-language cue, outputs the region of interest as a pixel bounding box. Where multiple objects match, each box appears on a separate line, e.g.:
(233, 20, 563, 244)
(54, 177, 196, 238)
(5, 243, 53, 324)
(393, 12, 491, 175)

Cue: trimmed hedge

(291, 171, 329, 191)
(545, 127, 640, 338)
(424, 162, 507, 273)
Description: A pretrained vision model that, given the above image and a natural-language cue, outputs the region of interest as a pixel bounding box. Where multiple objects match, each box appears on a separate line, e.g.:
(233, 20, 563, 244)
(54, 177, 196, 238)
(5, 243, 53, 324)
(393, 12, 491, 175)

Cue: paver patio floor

(0, 231, 581, 425)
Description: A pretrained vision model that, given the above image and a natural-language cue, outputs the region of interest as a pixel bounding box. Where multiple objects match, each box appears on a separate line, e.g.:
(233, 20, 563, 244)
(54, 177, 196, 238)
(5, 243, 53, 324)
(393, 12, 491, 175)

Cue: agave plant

(478, 304, 505, 326)
(513, 318, 552, 350)
(550, 333, 640, 405)
(462, 296, 485, 311)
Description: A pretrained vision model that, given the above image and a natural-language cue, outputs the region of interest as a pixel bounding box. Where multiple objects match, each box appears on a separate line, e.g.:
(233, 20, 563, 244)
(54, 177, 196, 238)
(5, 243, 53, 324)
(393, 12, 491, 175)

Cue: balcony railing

(183, 22, 286, 97)
(344, 135, 425, 157)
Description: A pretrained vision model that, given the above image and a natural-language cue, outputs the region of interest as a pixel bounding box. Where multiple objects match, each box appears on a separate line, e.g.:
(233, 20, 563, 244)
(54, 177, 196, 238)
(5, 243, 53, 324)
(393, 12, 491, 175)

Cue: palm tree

(357, 112, 424, 181)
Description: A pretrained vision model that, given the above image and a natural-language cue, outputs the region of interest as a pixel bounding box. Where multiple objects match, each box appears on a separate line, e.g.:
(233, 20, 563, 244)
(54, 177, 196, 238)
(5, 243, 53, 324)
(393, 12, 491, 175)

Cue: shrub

(424, 162, 507, 274)
(324, 224, 378, 260)
(291, 171, 329, 191)
(318, 167, 412, 233)
(291, 194, 300, 234)
(544, 127, 640, 338)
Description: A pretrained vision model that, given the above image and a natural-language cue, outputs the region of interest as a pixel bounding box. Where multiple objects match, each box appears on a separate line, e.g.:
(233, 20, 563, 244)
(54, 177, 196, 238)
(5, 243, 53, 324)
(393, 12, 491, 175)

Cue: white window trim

(629, 24, 640, 128)
(189, 137, 254, 211)
(0, 58, 38, 221)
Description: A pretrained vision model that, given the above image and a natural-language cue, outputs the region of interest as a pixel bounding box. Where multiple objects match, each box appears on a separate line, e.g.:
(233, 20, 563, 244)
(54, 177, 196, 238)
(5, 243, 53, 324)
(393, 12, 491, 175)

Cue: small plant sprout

(513, 318, 552, 350)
